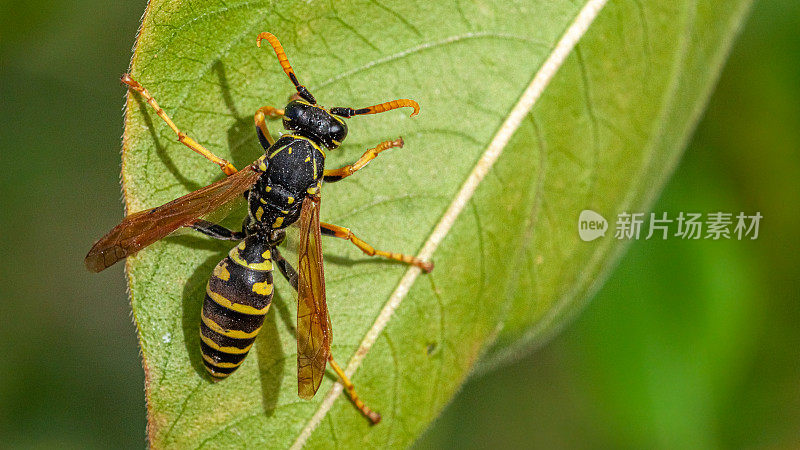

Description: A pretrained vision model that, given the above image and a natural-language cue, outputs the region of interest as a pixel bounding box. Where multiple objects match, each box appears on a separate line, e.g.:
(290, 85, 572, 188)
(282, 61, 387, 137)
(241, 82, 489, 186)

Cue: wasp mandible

(85, 32, 433, 424)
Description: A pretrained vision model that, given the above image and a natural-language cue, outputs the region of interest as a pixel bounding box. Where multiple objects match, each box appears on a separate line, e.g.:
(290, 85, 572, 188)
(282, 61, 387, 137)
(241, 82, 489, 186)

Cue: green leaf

(120, 0, 752, 447)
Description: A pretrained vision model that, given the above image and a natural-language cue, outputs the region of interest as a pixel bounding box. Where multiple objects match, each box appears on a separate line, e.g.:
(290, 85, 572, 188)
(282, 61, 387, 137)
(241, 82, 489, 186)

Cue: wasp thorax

(282, 100, 348, 149)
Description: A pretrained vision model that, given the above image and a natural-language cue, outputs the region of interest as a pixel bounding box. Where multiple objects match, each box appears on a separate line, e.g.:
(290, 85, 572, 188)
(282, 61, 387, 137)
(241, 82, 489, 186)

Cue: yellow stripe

(212, 263, 230, 281)
(312, 155, 317, 179)
(228, 245, 273, 271)
(307, 181, 322, 195)
(201, 313, 262, 339)
(284, 134, 323, 154)
(272, 216, 284, 229)
(252, 281, 274, 296)
(204, 365, 229, 378)
(202, 353, 243, 369)
(207, 286, 270, 315)
(200, 333, 253, 355)
(270, 144, 288, 158)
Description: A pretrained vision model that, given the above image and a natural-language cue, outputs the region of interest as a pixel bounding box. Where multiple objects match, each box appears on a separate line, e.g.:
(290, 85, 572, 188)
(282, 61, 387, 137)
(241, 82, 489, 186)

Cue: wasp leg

(271, 254, 381, 424)
(191, 220, 245, 240)
(271, 245, 298, 290)
(121, 74, 238, 176)
(254, 105, 284, 147)
(319, 222, 433, 272)
(323, 138, 404, 183)
(328, 356, 381, 424)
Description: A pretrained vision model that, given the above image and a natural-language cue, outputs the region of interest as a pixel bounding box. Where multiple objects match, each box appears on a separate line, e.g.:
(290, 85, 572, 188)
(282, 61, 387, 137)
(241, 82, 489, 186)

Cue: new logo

(578, 210, 608, 241)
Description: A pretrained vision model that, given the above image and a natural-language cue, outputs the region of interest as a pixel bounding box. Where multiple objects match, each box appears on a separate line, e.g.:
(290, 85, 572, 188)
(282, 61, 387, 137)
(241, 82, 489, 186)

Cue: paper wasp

(85, 32, 433, 424)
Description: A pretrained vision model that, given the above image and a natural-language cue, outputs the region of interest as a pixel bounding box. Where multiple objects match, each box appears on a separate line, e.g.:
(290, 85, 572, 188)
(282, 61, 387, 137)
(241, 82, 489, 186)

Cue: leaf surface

(119, 0, 752, 447)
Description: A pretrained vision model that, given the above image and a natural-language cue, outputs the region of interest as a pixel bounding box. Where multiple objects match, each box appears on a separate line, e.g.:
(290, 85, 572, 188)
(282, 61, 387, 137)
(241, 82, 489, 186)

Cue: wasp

(85, 32, 433, 424)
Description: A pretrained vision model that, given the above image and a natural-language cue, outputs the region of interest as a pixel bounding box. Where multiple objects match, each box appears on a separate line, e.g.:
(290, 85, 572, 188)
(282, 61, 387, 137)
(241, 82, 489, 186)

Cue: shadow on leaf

(212, 59, 266, 170)
(180, 246, 226, 381)
(132, 96, 202, 193)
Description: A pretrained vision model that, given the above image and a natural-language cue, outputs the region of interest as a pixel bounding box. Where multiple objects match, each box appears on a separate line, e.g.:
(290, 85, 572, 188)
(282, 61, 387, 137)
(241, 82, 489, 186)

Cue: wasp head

(283, 100, 348, 149)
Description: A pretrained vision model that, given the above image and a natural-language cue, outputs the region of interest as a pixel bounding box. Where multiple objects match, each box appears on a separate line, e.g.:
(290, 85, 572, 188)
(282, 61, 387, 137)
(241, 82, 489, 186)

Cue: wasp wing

(296, 194, 332, 399)
(85, 165, 261, 272)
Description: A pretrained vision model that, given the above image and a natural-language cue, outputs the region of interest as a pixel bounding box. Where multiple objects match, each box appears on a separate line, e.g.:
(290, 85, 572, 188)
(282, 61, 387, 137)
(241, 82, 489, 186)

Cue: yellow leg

(328, 356, 381, 424)
(320, 222, 433, 273)
(323, 138, 404, 182)
(122, 74, 238, 175)
(254, 105, 284, 147)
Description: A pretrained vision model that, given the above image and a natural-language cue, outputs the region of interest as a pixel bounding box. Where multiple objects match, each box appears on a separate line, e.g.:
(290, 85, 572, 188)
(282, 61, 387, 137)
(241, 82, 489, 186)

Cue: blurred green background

(1, 0, 798, 448)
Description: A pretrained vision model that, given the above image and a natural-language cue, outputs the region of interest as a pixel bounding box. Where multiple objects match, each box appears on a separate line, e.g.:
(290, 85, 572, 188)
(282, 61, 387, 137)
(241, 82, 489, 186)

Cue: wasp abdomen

(200, 236, 274, 379)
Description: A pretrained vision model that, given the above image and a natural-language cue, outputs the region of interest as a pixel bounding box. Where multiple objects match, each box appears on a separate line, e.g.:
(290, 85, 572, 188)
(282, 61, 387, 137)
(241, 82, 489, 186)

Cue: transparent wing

(296, 194, 332, 399)
(85, 165, 261, 272)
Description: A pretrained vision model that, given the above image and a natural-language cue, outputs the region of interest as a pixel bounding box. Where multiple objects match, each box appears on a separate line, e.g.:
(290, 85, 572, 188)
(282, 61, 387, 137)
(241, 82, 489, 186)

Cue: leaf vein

(310, 32, 549, 92)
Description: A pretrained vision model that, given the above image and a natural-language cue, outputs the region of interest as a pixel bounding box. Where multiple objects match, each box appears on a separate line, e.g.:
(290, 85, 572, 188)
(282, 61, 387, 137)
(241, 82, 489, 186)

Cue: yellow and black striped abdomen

(200, 236, 274, 379)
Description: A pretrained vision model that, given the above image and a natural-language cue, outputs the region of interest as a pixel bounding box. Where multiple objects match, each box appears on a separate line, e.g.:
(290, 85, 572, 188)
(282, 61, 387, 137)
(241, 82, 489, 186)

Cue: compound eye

(283, 101, 311, 133)
(329, 120, 347, 145)
(284, 101, 303, 121)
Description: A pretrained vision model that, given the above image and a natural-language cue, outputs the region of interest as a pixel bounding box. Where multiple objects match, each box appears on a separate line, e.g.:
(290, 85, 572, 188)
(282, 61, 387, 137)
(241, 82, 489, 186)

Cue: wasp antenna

(256, 32, 316, 104)
(331, 99, 419, 118)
